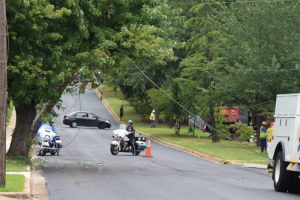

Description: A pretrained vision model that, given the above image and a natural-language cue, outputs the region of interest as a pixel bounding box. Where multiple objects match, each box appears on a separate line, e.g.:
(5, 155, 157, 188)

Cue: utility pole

(0, 0, 7, 188)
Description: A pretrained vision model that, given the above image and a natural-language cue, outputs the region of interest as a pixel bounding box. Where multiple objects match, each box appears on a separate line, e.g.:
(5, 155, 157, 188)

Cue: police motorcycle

(36, 123, 63, 156)
(110, 125, 147, 156)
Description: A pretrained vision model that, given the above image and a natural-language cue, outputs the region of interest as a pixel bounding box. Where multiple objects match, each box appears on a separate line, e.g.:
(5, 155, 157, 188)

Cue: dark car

(63, 111, 111, 129)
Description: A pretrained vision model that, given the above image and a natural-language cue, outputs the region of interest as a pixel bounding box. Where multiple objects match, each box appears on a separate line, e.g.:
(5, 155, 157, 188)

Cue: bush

(237, 123, 256, 141)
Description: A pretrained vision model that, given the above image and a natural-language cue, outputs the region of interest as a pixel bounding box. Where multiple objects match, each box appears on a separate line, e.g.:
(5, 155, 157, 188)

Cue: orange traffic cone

(143, 137, 153, 158)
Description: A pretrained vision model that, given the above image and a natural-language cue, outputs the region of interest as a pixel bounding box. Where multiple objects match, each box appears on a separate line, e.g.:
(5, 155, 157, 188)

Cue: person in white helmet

(126, 120, 136, 155)
(150, 110, 156, 128)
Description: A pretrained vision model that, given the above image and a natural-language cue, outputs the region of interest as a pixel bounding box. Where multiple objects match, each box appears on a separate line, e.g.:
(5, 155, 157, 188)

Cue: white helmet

(152, 110, 155, 113)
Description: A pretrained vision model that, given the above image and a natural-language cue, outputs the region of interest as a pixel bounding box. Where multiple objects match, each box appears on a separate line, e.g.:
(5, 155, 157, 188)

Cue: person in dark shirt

(126, 120, 136, 155)
(120, 105, 124, 121)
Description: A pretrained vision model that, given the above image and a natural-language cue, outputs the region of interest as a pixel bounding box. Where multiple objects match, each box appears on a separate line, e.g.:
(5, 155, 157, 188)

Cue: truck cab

(267, 93, 300, 193)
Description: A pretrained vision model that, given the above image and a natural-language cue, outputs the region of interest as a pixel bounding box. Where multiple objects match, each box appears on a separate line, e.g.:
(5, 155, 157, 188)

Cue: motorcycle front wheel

(110, 145, 119, 155)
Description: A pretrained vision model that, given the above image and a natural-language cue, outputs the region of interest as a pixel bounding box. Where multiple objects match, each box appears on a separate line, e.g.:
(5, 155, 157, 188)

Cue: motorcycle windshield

(37, 124, 56, 139)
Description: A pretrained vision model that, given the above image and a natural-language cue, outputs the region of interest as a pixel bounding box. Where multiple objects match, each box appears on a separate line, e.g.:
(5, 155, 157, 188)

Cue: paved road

(41, 88, 300, 200)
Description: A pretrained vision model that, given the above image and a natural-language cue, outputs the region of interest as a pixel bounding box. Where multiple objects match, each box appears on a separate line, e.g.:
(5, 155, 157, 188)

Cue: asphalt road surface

(40, 87, 300, 200)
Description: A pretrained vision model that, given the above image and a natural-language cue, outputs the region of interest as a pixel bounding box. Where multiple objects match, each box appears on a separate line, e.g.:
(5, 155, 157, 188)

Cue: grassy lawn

(0, 174, 25, 192)
(102, 86, 268, 164)
(6, 157, 30, 172)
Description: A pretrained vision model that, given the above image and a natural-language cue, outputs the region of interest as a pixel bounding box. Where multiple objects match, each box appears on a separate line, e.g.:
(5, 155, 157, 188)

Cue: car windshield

(76, 112, 88, 117)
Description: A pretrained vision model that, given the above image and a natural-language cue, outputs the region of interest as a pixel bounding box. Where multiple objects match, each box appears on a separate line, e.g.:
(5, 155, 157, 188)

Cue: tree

(179, 0, 225, 142)
(6, 0, 182, 156)
(217, 0, 300, 144)
(6, 0, 74, 156)
(105, 2, 182, 118)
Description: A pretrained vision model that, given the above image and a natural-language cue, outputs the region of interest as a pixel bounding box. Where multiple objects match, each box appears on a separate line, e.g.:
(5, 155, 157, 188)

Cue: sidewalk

(6, 107, 15, 153)
(1, 108, 48, 200)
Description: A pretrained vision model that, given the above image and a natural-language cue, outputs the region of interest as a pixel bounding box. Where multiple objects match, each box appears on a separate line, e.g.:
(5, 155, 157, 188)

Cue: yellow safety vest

(260, 126, 267, 138)
(267, 127, 274, 142)
(150, 113, 155, 120)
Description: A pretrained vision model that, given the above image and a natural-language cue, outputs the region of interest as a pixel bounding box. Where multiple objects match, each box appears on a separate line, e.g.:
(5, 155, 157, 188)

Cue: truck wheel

(288, 173, 300, 194)
(110, 145, 119, 155)
(273, 151, 291, 192)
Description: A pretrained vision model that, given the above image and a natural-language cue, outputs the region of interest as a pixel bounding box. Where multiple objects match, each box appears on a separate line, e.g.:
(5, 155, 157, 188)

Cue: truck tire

(288, 172, 300, 194)
(273, 151, 291, 192)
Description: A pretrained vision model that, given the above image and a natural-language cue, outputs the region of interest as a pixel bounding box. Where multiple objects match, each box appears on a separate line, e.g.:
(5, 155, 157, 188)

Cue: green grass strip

(0, 174, 25, 192)
(6, 157, 30, 172)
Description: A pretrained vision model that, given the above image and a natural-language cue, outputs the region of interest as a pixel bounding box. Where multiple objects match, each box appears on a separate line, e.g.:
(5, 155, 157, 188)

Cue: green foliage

(7, 0, 300, 154)
(237, 124, 256, 142)
(215, 0, 300, 134)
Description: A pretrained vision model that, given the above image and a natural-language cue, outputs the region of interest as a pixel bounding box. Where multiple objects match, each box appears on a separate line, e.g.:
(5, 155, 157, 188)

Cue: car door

(75, 112, 89, 126)
(87, 113, 99, 127)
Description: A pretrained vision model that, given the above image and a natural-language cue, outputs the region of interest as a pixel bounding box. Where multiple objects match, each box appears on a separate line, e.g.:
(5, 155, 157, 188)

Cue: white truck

(267, 93, 300, 193)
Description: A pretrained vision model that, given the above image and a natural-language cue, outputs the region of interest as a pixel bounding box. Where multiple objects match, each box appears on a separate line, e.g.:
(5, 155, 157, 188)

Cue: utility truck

(267, 93, 300, 193)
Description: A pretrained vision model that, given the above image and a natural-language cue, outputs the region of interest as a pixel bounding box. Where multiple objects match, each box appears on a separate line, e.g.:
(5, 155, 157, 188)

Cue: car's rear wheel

(71, 121, 78, 128)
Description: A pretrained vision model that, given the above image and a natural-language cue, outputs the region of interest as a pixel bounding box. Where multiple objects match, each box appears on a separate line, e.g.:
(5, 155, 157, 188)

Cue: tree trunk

(252, 110, 263, 147)
(209, 103, 219, 142)
(7, 104, 36, 157)
(0, 0, 7, 187)
(114, 87, 117, 97)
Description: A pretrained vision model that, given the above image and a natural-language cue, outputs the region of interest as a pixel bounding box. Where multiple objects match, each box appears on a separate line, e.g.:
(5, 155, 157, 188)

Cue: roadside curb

(30, 146, 48, 200)
(95, 88, 266, 169)
(30, 169, 48, 200)
(94, 89, 122, 124)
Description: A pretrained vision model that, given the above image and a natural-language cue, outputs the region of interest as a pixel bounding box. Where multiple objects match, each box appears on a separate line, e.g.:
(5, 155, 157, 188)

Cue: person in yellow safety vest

(150, 110, 156, 128)
(267, 121, 274, 143)
(260, 121, 268, 152)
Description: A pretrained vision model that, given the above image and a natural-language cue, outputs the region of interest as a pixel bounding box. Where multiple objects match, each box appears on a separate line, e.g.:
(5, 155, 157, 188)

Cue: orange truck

(220, 107, 239, 124)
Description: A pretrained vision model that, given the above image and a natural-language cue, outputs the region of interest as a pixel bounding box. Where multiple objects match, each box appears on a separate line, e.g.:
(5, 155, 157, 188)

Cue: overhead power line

(169, 0, 290, 6)
(225, 67, 300, 72)
(134, 63, 266, 157)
